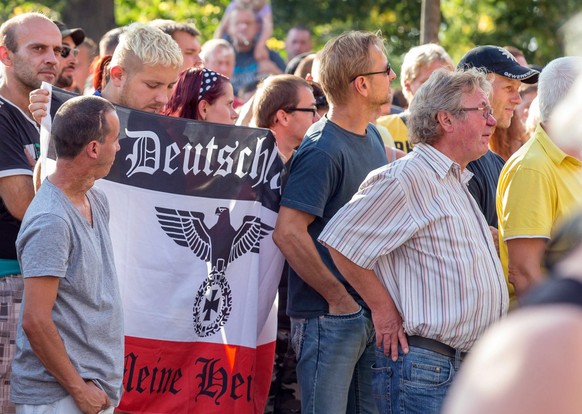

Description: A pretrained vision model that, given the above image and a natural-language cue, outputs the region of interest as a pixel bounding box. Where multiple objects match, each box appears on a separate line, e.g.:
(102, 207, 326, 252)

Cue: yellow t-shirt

(377, 114, 413, 153)
(375, 124, 395, 147)
(497, 124, 582, 305)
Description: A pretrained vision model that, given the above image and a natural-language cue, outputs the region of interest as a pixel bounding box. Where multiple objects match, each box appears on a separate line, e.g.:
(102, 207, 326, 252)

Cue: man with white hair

(30, 23, 184, 118)
(377, 43, 454, 153)
(200, 39, 236, 78)
(497, 56, 582, 301)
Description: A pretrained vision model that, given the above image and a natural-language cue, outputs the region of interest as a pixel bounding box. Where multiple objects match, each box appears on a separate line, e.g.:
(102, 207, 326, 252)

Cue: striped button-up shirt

(319, 143, 508, 351)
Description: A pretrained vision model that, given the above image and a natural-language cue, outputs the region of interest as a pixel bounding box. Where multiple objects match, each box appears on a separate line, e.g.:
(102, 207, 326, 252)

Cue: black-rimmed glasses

(350, 63, 392, 83)
(60, 46, 79, 58)
(284, 107, 318, 116)
(460, 106, 493, 120)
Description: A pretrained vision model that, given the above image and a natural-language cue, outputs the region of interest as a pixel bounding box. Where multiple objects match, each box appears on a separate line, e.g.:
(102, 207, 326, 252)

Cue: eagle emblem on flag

(155, 206, 274, 336)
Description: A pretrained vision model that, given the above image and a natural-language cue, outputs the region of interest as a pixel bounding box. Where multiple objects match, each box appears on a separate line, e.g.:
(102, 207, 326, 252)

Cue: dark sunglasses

(60, 46, 79, 58)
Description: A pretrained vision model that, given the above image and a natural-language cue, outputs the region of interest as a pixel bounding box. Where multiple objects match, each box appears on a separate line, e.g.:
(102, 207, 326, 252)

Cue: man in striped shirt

(319, 68, 509, 414)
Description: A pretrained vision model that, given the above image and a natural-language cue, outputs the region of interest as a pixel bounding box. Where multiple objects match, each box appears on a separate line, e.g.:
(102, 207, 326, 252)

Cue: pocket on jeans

(404, 357, 453, 387)
(323, 305, 363, 320)
(290, 318, 305, 360)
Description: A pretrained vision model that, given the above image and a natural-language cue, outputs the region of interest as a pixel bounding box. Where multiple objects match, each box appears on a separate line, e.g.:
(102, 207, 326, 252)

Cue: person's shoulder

(503, 136, 551, 177)
(0, 96, 22, 122)
(268, 49, 286, 69)
(468, 150, 505, 173)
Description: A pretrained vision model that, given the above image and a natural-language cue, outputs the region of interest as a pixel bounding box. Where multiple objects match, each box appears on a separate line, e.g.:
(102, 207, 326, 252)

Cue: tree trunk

(61, 0, 116, 44)
(420, 0, 441, 44)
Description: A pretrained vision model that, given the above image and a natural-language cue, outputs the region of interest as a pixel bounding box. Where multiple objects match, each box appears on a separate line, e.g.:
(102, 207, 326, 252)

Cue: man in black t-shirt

(0, 13, 62, 413)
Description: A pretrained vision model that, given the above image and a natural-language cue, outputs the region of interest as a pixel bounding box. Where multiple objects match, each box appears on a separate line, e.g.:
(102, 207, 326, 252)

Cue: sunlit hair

(111, 23, 183, 74)
(53, 96, 115, 159)
(408, 68, 491, 145)
(538, 56, 582, 124)
(149, 19, 200, 38)
(318, 31, 387, 106)
(161, 67, 231, 120)
(200, 39, 235, 62)
(253, 74, 311, 128)
(0, 12, 53, 53)
(401, 43, 455, 102)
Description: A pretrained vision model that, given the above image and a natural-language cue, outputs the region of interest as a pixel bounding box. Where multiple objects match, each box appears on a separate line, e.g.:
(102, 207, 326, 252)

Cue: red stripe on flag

(117, 336, 275, 413)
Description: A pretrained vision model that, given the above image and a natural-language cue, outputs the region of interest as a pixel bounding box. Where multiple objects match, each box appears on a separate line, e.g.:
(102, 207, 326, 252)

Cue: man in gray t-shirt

(11, 96, 123, 413)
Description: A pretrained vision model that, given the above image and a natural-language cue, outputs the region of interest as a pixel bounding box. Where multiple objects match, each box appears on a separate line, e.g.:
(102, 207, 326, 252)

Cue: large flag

(42, 86, 285, 413)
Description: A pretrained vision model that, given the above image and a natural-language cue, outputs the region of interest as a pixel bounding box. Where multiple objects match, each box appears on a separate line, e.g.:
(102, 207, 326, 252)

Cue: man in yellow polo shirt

(497, 56, 582, 305)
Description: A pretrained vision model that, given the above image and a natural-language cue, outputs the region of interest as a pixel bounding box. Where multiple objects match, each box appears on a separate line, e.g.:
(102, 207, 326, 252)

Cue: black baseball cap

(53, 21, 86, 46)
(457, 45, 539, 84)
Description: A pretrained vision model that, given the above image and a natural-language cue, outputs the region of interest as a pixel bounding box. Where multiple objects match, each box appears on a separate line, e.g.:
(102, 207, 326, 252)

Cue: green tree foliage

(274, 0, 421, 68)
(114, 0, 230, 42)
(0, 1, 62, 21)
(440, 0, 582, 66)
(1, 0, 580, 67)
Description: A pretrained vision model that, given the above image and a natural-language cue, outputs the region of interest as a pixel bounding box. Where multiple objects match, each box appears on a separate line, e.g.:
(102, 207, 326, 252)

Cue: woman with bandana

(162, 67, 239, 124)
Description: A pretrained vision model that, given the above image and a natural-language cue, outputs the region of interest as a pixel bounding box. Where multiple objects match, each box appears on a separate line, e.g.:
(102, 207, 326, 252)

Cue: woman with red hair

(161, 67, 238, 124)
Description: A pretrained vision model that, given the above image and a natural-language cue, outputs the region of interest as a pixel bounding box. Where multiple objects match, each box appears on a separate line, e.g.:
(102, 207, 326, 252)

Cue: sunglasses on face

(60, 46, 79, 58)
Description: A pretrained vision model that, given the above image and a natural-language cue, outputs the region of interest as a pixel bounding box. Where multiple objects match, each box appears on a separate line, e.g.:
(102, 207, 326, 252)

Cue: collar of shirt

(413, 143, 474, 184)
(534, 123, 582, 167)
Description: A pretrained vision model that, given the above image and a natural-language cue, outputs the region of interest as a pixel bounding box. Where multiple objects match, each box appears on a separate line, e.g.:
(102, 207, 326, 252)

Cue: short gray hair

(53, 96, 116, 159)
(538, 56, 582, 124)
(200, 38, 234, 62)
(408, 68, 491, 145)
(400, 43, 454, 102)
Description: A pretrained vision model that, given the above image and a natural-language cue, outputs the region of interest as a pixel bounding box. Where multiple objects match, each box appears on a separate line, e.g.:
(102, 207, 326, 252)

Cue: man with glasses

(457, 46, 539, 242)
(273, 31, 392, 413)
(253, 74, 320, 163)
(253, 74, 319, 413)
(0, 13, 62, 414)
(53, 21, 85, 91)
(318, 68, 508, 414)
(496, 57, 582, 302)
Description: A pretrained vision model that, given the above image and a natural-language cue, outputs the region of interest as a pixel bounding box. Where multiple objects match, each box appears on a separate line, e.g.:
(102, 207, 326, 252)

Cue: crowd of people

(1, 3, 582, 414)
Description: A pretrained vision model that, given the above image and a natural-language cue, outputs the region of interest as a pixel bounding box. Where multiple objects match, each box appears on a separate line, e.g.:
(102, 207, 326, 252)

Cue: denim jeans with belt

(372, 345, 461, 414)
(290, 306, 378, 414)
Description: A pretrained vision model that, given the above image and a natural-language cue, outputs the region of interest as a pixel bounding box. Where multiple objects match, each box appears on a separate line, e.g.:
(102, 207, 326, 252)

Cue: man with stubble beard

(30, 23, 183, 118)
(0, 13, 62, 414)
(53, 21, 85, 91)
(273, 31, 393, 413)
(457, 46, 539, 235)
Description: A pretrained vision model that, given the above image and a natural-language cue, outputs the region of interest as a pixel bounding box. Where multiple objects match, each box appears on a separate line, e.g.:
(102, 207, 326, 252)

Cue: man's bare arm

(0, 175, 35, 220)
(507, 237, 547, 298)
(273, 206, 359, 314)
(328, 247, 408, 361)
(22, 277, 110, 413)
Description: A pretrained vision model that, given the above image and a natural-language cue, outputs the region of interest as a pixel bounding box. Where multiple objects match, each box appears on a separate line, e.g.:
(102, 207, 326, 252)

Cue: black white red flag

(41, 86, 285, 413)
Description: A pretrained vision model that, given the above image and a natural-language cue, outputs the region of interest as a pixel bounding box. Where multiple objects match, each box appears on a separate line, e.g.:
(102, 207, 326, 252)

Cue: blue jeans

(372, 345, 460, 414)
(290, 306, 377, 414)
